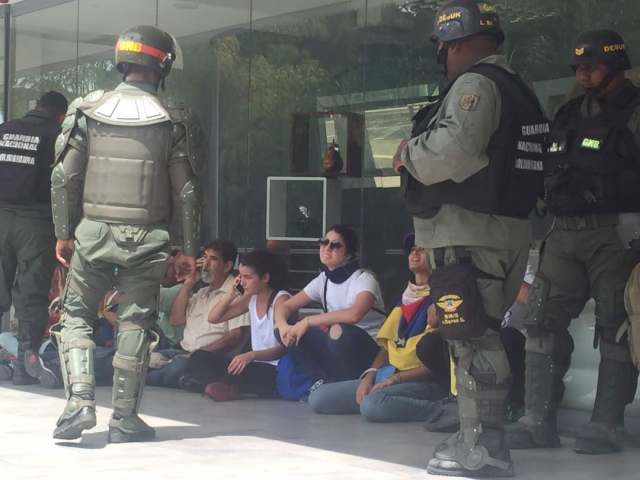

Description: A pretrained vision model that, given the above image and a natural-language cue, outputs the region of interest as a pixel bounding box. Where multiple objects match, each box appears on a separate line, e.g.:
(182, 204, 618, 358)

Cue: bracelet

(359, 368, 378, 380)
(393, 372, 403, 384)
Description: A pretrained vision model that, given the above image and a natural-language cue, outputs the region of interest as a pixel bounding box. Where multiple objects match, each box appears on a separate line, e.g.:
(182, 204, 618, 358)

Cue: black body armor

(403, 63, 548, 219)
(545, 82, 640, 216)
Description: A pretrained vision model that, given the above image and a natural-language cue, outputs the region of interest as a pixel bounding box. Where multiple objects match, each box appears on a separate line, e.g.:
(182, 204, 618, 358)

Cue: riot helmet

(115, 25, 177, 79)
(571, 29, 631, 72)
(431, 0, 504, 46)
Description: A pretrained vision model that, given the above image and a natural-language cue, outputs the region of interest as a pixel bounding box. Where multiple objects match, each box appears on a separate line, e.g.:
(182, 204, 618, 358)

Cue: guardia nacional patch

(459, 94, 480, 111)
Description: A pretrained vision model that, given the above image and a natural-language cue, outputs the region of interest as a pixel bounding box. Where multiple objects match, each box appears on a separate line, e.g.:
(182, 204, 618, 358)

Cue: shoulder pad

(168, 104, 205, 176)
(54, 95, 86, 163)
(81, 89, 170, 126)
(83, 89, 105, 104)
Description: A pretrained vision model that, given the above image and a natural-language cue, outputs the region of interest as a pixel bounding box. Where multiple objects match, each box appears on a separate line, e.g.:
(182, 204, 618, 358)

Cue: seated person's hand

(427, 304, 439, 328)
(285, 318, 310, 346)
(355, 376, 374, 405)
(370, 376, 396, 393)
(227, 351, 256, 375)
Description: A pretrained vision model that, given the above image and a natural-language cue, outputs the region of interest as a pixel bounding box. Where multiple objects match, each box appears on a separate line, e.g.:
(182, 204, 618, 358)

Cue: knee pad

(525, 327, 573, 363)
(113, 327, 151, 373)
(523, 273, 551, 328)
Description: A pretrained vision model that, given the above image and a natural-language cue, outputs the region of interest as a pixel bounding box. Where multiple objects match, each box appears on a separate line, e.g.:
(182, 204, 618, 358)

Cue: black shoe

(574, 422, 622, 455)
(178, 374, 205, 393)
(24, 349, 59, 389)
(11, 361, 38, 385)
(0, 363, 12, 381)
(53, 406, 97, 440)
(424, 397, 460, 433)
(505, 415, 561, 449)
(108, 414, 156, 443)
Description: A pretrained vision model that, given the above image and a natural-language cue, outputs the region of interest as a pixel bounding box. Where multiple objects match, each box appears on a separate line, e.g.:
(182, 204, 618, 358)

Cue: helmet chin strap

(437, 42, 449, 78)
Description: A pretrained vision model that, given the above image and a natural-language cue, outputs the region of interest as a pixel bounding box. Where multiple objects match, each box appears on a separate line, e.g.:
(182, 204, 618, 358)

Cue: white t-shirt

(303, 269, 385, 337)
(180, 275, 251, 352)
(248, 290, 290, 365)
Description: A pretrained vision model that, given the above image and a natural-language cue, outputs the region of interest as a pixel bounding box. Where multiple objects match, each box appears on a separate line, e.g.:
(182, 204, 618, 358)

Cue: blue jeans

(146, 348, 189, 388)
(308, 378, 448, 422)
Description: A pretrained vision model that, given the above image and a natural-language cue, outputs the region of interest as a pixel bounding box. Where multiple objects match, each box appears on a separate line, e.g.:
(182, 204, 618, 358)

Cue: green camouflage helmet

(571, 30, 631, 72)
(431, 0, 504, 46)
(115, 25, 177, 78)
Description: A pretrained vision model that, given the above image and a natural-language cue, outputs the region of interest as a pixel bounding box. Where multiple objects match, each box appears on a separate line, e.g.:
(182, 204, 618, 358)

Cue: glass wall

(7, 0, 640, 302)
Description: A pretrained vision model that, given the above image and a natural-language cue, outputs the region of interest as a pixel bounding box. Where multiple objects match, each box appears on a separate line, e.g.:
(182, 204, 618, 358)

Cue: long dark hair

(327, 224, 358, 258)
(239, 249, 288, 293)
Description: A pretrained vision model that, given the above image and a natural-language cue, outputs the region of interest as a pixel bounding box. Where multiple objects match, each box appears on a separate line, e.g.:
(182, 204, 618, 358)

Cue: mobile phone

(235, 283, 245, 295)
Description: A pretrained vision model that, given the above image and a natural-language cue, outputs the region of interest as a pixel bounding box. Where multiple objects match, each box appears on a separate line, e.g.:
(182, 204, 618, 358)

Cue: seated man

(147, 241, 250, 388)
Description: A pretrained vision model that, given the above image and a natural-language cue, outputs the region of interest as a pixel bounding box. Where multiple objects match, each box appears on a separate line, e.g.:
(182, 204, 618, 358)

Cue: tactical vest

(0, 112, 59, 206)
(544, 83, 640, 216)
(403, 63, 548, 219)
(80, 89, 173, 225)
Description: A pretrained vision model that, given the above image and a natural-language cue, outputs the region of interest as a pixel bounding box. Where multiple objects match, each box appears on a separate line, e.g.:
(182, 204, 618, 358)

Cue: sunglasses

(318, 238, 344, 251)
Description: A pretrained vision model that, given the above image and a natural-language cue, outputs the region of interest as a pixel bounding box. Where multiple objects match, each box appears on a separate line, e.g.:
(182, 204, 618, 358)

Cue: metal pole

(3, 3, 11, 121)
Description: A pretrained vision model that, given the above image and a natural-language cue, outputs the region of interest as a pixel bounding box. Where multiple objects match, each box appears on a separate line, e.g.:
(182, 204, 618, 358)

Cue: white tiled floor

(0, 384, 638, 480)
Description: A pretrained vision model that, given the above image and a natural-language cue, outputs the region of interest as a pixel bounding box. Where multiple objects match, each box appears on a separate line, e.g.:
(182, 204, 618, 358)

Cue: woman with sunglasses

(274, 225, 385, 382)
(306, 234, 449, 422)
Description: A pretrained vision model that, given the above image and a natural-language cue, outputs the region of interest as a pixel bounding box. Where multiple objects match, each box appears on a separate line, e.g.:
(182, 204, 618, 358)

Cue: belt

(554, 214, 621, 230)
(431, 246, 472, 268)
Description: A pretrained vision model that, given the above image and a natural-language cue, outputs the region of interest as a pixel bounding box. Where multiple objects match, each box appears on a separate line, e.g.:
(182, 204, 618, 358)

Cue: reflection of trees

(12, 59, 119, 117)
(212, 34, 334, 244)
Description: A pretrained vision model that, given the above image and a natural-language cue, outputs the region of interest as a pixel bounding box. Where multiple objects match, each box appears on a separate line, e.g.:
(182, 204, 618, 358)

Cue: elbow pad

(179, 179, 201, 256)
(51, 162, 72, 240)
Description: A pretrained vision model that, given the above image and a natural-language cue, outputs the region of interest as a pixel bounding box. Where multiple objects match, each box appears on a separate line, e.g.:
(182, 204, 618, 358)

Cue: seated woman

(307, 235, 449, 422)
(192, 249, 289, 401)
(275, 225, 385, 382)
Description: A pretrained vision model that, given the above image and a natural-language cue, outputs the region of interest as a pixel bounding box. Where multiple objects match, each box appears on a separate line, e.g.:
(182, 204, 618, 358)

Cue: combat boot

(428, 333, 514, 477)
(506, 340, 569, 449)
(427, 428, 514, 478)
(53, 389, 97, 440)
(108, 413, 156, 443)
(107, 328, 158, 443)
(574, 353, 638, 454)
(51, 329, 97, 440)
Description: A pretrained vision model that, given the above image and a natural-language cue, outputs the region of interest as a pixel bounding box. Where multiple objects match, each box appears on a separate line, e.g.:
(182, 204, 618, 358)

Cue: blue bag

(276, 352, 319, 401)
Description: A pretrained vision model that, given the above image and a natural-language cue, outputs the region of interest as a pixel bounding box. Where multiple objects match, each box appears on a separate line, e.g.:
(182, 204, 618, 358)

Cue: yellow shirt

(376, 305, 436, 371)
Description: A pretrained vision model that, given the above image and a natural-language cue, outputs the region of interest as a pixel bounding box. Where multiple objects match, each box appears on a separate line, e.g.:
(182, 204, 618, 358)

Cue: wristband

(359, 368, 378, 380)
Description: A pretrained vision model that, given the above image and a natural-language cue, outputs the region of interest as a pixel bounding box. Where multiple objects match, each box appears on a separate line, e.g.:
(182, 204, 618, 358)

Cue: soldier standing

(395, 1, 547, 476)
(0, 91, 68, 385)
(51, 25, 201, 443)
(507, 30, 640, 455)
